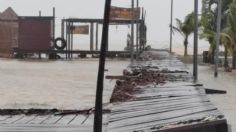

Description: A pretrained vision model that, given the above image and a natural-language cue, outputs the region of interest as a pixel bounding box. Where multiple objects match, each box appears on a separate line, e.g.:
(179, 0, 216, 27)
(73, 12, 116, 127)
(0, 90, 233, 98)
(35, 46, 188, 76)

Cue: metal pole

(61, 20, 64, 39)
(96, 23, 99, 51)
(193, 0, 199, 82)
(136, 0, 139, 59)
(61, 19, 65, 57)
(53, 7, 55, 41)
(215, 0, 222, 77)
(66, 21, 68, 59)
(170, 0, 173, 53)
(131, 0, 135, 63)
(68, 22, 71, 59)
(90, 22, 94, 51)
(93, 0, 111, 131)
(71, 22, 74, 59)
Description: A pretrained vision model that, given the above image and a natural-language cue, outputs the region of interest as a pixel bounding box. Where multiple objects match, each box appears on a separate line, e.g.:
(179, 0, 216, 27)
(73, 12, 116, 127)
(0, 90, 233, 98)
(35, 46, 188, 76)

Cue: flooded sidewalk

(195, 65, 236, 131)
(0, 58, 129, 110)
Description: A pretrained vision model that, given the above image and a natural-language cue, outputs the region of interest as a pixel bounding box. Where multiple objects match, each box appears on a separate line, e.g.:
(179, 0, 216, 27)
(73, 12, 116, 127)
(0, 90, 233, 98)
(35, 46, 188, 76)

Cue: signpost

(110, 6, 140, 20)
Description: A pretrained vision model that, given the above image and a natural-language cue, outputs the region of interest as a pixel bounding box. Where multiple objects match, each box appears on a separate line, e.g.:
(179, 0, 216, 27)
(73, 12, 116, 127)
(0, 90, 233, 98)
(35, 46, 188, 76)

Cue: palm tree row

(200, 0, 235, 68)
(174, 0, 236, 69)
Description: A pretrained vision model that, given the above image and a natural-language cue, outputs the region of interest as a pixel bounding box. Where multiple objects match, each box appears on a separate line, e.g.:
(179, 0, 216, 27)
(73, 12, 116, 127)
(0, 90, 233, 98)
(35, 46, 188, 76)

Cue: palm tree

(172, 12, 195, 56)
(200, 28, 232, 67)
(200, 0, 233, 64)
(227, 0, 236, 69)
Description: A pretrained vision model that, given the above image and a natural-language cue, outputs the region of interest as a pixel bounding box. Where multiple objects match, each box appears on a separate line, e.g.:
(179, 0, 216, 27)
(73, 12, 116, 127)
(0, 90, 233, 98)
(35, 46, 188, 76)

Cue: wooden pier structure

(106, 51, 228, 132)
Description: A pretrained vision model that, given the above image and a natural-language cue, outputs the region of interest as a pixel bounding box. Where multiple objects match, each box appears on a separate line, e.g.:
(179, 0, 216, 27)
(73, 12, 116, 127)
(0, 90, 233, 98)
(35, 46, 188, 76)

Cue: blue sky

(0, 0, 208, 54)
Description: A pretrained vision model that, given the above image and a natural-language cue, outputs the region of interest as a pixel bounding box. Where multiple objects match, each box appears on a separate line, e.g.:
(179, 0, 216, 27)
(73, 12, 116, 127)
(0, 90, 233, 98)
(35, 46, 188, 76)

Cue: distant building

(0, 7, 54, 57)
(0, 7, 18, 57)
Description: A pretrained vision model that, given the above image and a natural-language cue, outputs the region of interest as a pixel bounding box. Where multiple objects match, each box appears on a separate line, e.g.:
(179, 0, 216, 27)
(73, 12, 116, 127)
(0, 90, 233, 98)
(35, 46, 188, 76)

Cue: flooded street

(188, 64, 236, 131)
(0, 58, 129, 110)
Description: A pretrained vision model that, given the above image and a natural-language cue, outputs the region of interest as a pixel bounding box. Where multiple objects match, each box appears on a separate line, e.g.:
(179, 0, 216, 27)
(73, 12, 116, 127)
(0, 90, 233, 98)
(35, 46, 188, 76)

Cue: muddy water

(0, 58, 129, 110)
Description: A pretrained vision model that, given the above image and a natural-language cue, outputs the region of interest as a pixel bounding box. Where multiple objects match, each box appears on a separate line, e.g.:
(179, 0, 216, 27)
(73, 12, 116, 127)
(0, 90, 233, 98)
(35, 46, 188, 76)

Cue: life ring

(54, 37, 67, 50)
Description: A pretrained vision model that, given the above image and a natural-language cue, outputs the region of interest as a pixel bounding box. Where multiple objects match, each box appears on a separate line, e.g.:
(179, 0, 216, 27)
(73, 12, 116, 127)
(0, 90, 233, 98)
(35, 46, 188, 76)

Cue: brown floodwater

(0, 58, 129, 110)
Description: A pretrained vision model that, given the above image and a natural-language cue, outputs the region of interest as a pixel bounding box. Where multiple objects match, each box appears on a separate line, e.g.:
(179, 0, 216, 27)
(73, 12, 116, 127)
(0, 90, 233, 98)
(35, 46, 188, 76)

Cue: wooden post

(96, 23, 99, 51)
(93, 0, 111, 132)
(68, 22, 71, 59)
(131, 0, 135, 63)
(61, 20, 65, 39)
(90, 22, 94, 51)
(66, 21, 69, 59)
(53, 7, 55, 41)
(71, 22, 74, 59)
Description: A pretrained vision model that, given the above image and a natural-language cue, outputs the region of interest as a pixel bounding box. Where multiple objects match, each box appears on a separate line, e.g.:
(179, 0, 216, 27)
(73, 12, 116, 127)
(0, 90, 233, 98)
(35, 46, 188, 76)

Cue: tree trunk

(224, 46, 228, 68)
(184, 36, 188, 56)
(233, 50, 236, 69)
(210, 46, 216, 64)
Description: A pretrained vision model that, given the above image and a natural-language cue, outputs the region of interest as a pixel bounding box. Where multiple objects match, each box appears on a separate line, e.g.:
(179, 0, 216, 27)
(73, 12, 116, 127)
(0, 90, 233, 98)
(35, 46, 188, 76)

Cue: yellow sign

(110, 6, 140, 20)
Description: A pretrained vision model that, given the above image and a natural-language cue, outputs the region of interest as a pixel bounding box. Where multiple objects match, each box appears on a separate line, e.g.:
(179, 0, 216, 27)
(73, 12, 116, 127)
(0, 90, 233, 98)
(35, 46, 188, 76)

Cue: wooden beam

(90, 22, 94, 51)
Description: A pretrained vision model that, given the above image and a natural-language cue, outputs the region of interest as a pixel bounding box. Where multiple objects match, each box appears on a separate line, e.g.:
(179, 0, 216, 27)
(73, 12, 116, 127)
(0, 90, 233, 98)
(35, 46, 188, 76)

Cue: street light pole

(170, 0, 173, 53)
(131, 0, 135, 63)
(215, 0, 222, 77)
(136, 0, 139, 59)
(193, 0, 199, 82)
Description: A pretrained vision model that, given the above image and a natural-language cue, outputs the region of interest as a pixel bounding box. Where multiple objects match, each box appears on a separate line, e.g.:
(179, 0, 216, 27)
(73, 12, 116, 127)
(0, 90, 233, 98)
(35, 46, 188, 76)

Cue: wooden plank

(112, 96, 209, 113)
(0, 116, 10, 121)
(13, 115, 37, 124)
(82, 114, 93, 125)
(82, 114, 110, 126)
(108, 104, 217, 129)
(111, 99, 210, 115)
(113, 95, 208, 108)
(56, 114, 77, 125)
(110, 102, 213, 121)
(0, 125, 94, 132)
(27, 115, 51, 124)
(69, 114, 87, 125)
(41, 115, 63, 124)
(0, 115, 24, 124)
(149, 120, 227, 132)
(108, 109, 222, 132)
(135, 90, 201, 98)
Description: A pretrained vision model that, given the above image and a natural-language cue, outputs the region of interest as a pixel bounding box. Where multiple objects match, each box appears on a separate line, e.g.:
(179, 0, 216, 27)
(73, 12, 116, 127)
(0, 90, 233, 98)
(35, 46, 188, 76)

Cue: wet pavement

(192, 65, 236, 132)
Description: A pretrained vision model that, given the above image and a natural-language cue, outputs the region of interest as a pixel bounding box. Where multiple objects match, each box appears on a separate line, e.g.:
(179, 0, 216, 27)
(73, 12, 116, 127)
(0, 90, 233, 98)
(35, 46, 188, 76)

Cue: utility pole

(93, 0, 111, 132)
(215, 0, 222, 77)
(131, 0, 135, 63)
(193, 0, 199, 82)
(136, 0, 139, 60)
(170, 0, 173, 53)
